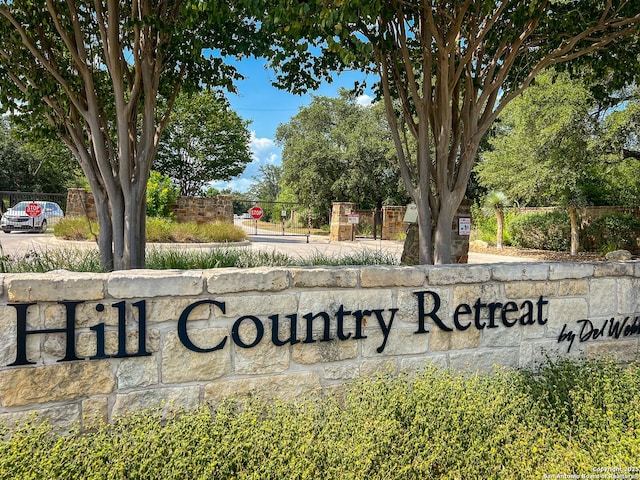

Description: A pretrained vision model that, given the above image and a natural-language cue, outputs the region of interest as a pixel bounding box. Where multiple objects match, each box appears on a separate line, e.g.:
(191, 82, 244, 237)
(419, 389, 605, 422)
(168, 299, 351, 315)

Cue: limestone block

(594, 262, 634, 277)
(107, 270, 203, 298)
(491, 263, 549, 282)
(546, 298, 588, 338)
(292, 339, 357, 364)
(204, 372, 321, 405)
(449, 348, 518, 372)
(0, 361, 115, 407)
(589, 278, 618, 317)
(429, 327, 481, 352)
(586, 341, 638, 363)
(146, 298, 211, 324)
(558, 280, 588, 297)
(161, 328, 231, 384)
(480, 327, 522, 347)
(549, 263, 594, 280)
(117, 356, 159, 389)
(323, 363, 360, 380)
(605, 250, 632, 261)
(361, 329, 429, 357)
(504, 281, 557, 299)
(452, 284, 502, 308)
(291, 267, 358, 288)
(82, 397, 109, 428)
(519, 339, 585, 369)
(396, 288, 451, 326)
(221, 294, 298, 318)
(43, 301, 121, 328)
(8, 272, 105, 302)
(111, 386, 201, 418)
(427, 265, 491, 285)
(206, 267, 290, 294)
(618, 278, 640, 314)
(400, 355, 448, 372)
(74, 329, 160, 358)
(360, 266, 427, 288)
(359, 358, 398, 377)
(234, 323, 290, 374)
(0, 404, 81, 433)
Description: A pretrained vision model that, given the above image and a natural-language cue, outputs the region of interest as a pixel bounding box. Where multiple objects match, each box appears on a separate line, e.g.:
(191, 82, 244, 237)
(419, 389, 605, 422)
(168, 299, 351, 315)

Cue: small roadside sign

(459, 217, 471, 236)
(347, 213, 360, 224)
(249, 206, 264, 220)
(25, 202, 42, 218)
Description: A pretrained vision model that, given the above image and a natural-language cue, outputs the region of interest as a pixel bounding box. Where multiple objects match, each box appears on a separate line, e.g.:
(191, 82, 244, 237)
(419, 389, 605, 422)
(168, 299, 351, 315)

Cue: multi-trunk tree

(0, 1, 260, 270)
(256, 0, 640, 264)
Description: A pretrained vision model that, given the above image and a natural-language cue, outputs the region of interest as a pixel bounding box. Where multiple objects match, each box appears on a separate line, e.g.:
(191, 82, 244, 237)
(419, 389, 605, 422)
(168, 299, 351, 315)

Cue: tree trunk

(569, 204, 579, 256)
(496, 210, 504, 250)
(415, 192, 432, 265)
(433, 207, 454, 264)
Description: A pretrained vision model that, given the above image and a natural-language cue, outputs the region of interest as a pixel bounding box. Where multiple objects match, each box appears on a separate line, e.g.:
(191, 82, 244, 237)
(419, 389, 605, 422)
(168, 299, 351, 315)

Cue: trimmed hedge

(581, 213, 640, 254)
(1, 358, 639, 479)
(508, 210, 571, 251)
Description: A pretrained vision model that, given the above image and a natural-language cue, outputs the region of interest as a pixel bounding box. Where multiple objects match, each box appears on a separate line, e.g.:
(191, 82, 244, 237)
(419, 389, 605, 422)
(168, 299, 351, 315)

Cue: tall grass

(54, 217, 247, 243)
(0, 247, 399, 273)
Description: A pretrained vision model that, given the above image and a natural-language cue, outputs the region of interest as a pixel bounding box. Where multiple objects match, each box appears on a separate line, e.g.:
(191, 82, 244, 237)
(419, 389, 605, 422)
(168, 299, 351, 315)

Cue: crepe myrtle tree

(251, 0, 640, 264)
(0, 1, 261, 270)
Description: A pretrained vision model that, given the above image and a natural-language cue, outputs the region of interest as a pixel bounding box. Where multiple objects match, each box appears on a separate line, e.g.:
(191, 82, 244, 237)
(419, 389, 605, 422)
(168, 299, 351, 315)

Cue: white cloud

(212, 131, 281, 193)
(356, 94, 373, 107)
(250, 132, 276, 155)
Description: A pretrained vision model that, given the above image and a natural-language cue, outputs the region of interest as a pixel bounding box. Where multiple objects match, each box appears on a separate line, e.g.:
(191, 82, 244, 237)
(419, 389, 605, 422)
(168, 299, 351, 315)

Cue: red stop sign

(249, 206, 263, 220)
(25, 202, 42, 218)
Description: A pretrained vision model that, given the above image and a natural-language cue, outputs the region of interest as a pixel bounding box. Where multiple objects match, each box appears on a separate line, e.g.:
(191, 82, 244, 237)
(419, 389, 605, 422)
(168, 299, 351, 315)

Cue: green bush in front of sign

(0, 358, 638, 478)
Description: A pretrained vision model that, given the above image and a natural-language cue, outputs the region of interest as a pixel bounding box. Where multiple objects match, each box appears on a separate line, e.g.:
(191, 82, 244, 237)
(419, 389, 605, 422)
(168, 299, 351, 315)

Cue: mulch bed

(469, 245, 608, 262)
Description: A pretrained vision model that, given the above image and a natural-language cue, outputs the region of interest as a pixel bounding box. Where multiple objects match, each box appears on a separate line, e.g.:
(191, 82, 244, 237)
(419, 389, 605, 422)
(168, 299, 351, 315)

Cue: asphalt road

(0, 231, 534, 264)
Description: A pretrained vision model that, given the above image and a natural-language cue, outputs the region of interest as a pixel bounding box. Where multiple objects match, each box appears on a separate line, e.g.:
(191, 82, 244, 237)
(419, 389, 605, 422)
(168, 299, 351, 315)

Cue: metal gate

(233, 200, 311, 242)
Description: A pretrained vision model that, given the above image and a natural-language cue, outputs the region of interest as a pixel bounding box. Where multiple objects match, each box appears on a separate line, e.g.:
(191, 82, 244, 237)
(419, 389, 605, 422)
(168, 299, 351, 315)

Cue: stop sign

(25, 202, 42, 218)
(249, 206, 263, 220)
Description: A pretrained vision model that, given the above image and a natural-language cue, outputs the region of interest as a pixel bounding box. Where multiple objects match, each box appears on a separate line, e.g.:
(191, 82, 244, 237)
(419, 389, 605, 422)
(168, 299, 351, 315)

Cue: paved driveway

(0, 232, 534, 264)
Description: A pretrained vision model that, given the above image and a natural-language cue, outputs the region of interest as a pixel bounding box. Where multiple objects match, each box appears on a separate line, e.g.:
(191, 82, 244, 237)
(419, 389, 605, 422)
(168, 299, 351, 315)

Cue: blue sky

(211, 58, 374, 193)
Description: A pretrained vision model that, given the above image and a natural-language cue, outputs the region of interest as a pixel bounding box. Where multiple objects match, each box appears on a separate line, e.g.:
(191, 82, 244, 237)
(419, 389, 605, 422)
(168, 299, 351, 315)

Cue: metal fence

(233, 200, 312, 241)
(1, 191, 67, 212)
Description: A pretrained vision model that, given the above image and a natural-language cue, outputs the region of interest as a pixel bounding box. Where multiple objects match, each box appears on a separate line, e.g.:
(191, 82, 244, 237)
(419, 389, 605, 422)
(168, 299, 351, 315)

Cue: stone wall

(66, 188, 97, 219)
(171, 195, 233, 224)
(65, 189, 233, 224)
(0, 261, 639, 430)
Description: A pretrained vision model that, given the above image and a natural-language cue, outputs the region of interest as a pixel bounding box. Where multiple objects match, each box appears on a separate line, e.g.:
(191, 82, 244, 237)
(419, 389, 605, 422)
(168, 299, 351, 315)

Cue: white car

(1, 201, 65, 233)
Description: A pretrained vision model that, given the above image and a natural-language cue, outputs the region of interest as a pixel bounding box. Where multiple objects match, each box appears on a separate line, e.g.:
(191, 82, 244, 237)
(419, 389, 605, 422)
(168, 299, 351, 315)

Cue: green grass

(0, 246, 399, 273)
(0, 358, 638, 479)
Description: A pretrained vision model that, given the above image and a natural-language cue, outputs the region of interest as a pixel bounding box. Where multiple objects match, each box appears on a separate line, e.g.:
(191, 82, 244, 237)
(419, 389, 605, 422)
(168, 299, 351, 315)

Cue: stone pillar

(66, 188, 97, 220)
(329, 202, 356, 241)
(401, 201, 471, 264)
(381, 206, 407, 240)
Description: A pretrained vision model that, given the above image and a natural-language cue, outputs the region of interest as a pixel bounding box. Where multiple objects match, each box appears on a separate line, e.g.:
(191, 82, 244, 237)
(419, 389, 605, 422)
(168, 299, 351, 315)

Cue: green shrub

(509, 210, 571, 251)
(581, 213, 640, 253)
(0, 359, 638, 478)
(146, 171, 179, 218)
(470, 203, 515, 246)
(146, 218, 247, 243)
(54, 217, 247, 244)
(53, 216, 99, 240)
